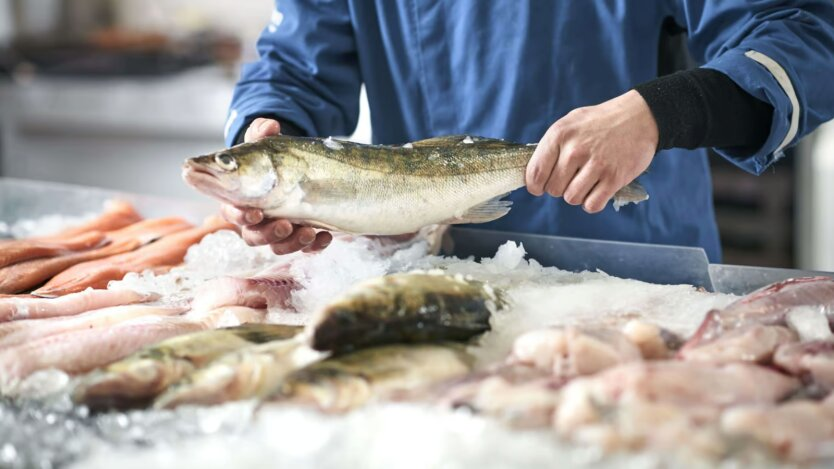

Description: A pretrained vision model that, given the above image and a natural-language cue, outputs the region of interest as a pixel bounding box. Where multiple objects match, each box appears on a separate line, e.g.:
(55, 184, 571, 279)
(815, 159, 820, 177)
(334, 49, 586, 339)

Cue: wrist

(623, 89, 660, 152)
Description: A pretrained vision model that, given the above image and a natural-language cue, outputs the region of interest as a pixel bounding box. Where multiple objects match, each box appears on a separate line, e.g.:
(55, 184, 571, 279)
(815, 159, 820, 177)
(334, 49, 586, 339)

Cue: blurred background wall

(0, 0, 831, 270)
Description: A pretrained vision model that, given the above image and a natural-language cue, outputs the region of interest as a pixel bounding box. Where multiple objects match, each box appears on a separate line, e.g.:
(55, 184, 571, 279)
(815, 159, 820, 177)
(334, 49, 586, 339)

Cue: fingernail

(274, 225, 291, 239)
(244, 211, 261, 224)
(299, 233, 315, 245)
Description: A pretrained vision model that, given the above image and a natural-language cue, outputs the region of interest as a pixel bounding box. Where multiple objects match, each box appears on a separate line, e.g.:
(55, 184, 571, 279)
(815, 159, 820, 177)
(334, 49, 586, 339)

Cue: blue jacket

(225, 1, 834, 262)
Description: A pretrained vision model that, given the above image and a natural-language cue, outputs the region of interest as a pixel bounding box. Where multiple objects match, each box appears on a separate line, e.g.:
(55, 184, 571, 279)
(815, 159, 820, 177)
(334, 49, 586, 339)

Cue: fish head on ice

(183, 140, 292, 207)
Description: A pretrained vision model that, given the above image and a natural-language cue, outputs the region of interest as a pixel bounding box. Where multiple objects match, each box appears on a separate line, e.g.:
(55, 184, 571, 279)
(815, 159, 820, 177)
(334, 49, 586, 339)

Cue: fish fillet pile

(2, 203, 834, 468)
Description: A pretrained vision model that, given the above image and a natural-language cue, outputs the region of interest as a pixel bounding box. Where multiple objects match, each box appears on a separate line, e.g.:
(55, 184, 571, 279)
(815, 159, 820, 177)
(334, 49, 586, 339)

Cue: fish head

(182, 142, 281, 207)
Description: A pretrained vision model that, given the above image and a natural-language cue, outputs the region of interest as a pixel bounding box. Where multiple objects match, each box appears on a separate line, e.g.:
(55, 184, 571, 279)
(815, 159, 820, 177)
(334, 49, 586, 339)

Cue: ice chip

(489, 241, 527, 271)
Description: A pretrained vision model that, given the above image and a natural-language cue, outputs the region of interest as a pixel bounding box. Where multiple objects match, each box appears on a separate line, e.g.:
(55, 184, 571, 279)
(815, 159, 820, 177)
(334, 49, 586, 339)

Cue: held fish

(74, 323, 303, 409)
(269, 343, 473, 413)
(307, 272, 503, 354)
(182, 135, 649, 235)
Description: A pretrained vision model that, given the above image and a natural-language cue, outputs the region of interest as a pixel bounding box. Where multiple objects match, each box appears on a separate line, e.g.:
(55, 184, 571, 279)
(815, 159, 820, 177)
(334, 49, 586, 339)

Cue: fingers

(583, 180, 619, 214)
(270, 226, 318, 255)
(221, 204, 263, 226)
(543, 145, 584, 198)
(526, 127, 561, 196)
(302, 231, 333, 253)
(243, 118, 282, 143)
(240, 219, 293, 246)
(562, 165, 600, 208)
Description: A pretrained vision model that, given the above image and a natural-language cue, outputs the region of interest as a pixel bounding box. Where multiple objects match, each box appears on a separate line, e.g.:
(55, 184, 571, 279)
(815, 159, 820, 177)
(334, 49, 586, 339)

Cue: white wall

(798, 119, 834, 271)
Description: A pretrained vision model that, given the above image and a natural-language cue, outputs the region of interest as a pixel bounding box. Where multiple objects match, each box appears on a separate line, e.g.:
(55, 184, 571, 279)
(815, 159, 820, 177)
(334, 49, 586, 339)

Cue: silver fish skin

(182, 135, 649, 235)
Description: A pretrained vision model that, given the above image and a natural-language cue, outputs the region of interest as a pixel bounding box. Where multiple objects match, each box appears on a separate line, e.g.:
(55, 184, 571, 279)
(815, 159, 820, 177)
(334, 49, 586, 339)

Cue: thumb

(244, 118, 282, 143)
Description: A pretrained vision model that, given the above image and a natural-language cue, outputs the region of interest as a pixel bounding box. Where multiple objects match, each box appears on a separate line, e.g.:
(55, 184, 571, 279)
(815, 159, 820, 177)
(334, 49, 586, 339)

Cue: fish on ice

(154, 335, 316, 409)
(74, 323, 303, 409)
(269, 343, 473, 413)
(307, 272, 502, 354)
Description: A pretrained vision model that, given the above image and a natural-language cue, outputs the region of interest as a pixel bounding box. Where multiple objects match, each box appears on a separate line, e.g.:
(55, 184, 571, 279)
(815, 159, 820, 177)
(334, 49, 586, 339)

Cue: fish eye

(214, 153, 237, 171)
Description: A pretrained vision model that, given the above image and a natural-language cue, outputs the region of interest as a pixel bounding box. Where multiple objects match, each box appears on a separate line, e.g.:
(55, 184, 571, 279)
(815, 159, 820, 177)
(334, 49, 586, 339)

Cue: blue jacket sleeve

(675, 0, 834, 174)
(224, 0, 361, 147)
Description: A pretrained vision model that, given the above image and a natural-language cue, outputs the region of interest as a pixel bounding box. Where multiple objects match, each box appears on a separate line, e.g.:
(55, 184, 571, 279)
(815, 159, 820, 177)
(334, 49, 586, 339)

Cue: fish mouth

(181, 160, 243, 205)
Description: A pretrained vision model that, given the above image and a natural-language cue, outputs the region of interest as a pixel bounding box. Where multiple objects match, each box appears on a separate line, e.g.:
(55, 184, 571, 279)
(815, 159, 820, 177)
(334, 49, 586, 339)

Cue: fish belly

(279, 170, 522, 235)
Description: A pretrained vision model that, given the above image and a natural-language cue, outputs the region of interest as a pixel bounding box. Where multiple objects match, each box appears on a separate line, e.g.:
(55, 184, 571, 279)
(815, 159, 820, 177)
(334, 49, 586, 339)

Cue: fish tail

(612, 180, 649, 211)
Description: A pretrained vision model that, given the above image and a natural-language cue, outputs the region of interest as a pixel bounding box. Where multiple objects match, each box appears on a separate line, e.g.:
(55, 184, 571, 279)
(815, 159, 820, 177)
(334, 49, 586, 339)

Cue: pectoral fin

(443, 195, 513, 224)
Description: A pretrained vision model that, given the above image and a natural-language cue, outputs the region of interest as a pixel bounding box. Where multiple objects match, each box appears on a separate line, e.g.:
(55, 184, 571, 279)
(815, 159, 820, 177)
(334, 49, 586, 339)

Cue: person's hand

(525, 90, 658, 213)
(220, 117, 333, 254)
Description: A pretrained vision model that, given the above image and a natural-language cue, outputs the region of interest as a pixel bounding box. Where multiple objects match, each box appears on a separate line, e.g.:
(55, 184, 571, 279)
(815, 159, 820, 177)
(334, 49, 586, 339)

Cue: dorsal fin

(410, 135, 511, 148)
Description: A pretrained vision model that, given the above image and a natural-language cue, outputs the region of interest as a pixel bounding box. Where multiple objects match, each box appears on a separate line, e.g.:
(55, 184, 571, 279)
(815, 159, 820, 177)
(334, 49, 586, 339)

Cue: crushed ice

(8, 212, 99, 238)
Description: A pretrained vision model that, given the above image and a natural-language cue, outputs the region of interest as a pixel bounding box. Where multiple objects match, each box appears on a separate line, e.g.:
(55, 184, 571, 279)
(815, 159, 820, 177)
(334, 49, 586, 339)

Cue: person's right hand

(220, 118, 333, 255)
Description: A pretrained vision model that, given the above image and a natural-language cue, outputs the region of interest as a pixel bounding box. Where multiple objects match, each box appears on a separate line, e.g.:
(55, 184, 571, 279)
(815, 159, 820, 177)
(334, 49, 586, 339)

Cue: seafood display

(2, 196, 834, 469)
(182, 135, 649, 236)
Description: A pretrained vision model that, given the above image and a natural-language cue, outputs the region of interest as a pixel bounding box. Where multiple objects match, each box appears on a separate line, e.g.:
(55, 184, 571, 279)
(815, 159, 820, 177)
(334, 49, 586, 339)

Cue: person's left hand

(525, 90, 659, 213)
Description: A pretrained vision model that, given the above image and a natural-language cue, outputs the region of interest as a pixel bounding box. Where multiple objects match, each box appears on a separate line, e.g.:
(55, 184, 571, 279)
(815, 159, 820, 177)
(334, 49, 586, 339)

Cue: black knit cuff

(634, 71, 708, 151)
(634, 68, 773, 153)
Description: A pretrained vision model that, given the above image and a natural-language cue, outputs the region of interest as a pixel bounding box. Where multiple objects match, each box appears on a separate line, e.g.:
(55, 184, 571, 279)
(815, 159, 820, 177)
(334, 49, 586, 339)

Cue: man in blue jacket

(220, 1, 834, 262)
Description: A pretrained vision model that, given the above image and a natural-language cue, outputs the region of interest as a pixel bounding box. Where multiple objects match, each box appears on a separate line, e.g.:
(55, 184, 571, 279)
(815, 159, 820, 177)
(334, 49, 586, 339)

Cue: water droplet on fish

(323, 137, 344, 150)
(526, 143, 537, 146)
(462, 136, 474, 144)
(402, 142, 414, 149)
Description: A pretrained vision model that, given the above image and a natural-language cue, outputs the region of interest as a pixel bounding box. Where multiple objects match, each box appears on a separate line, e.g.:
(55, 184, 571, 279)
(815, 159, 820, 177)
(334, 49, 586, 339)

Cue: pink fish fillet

(0, 289, 156, 323)
(33, 216, 232, 297)
(0, 231, 108, 269)
(0, 306, 265, 389)
(0, 217, 193, 295)
(190, 264, 299, 313)
(681, 277, 834, 353)
(0, 303, 185, 349)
